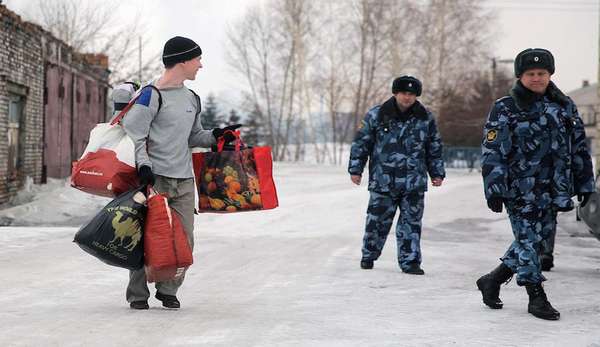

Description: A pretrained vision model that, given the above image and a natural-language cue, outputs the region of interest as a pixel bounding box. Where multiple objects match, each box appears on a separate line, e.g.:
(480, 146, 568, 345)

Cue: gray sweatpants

(126, 176, 195, 302)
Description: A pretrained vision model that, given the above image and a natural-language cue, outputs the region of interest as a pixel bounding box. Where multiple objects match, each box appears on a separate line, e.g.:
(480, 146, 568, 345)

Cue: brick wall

(0, 5, 110, 204)
(0, 6, 45, 203)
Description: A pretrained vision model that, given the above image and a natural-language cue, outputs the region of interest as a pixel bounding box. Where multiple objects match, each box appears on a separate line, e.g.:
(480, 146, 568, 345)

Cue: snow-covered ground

(1, 163, 600, 346)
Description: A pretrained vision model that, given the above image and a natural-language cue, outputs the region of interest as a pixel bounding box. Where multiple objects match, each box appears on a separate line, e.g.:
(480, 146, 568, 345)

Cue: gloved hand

(578, 192, 593, 208)
(487, 197, 504, 213)
(138, 165, 155, 187)
(212, 124, 242, 143)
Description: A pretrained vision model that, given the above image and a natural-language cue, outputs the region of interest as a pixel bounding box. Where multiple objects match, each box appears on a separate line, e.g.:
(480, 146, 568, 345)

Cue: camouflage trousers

(501, 204, 556, 285)
(361, 190, 425, 270)
(126, 176, 195, 303)
(540, 222, 557, 259)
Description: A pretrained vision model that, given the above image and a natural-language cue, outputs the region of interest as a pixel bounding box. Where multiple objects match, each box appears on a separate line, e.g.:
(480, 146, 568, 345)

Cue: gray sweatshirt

(122, 84, 215, 178)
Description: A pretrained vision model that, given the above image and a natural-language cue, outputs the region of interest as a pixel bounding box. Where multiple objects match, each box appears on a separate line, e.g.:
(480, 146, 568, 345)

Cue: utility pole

(138, 36, 142, 83)
(596, 6, 600, 167)
(436, 0, 447, 118)
(490, 57, 513, 99)
(491, 57, 497, 103)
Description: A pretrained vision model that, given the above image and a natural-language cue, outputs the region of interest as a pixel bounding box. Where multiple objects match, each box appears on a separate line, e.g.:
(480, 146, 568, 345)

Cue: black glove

(212, 124, 242, 143)
(487, 197, 504, 213)
(138, 165, 155, 187)
(578, 192, 593, 208)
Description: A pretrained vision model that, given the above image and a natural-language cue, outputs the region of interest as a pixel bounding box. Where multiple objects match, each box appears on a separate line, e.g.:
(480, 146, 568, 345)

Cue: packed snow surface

(1, 163, 599, 346)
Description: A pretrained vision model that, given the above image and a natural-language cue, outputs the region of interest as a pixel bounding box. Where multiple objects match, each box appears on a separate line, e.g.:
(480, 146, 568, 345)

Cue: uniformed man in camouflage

(348, 76, 445, 275)
(477, 48, 594, 320)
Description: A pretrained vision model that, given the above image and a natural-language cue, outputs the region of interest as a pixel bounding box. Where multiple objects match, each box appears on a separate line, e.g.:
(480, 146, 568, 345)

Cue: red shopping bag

(144, 188, 193, 283)
(71, 94, 141, 197)
(71, 148, 139, 197)
(192, 132, 278, 213)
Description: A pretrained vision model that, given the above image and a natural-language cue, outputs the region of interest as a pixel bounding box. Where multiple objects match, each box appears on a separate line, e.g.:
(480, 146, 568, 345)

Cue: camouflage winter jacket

(348, 97, 445, 193)
(481, 81, 594, 210)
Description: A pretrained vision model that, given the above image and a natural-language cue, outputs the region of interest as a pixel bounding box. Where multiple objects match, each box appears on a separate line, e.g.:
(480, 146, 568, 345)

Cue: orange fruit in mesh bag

(251, 194, 262, 206)
(207, 181, 217, 193)
(248, 177, 260, 193)
(228, 181, 241, 193)
(199, 196, 210, 209)
(209, 198, 225, 210)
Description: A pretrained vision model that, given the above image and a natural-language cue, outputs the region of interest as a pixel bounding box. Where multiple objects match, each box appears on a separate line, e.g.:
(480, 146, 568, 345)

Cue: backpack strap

(110, 85, 163, 125)
(188, 88, 202, 114)
(145, 85, 163, 113)
(110, 93, 142, 125)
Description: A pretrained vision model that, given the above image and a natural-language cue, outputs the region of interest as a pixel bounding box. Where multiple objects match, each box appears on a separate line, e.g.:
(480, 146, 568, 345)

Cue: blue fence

(443, 146, 481, 170)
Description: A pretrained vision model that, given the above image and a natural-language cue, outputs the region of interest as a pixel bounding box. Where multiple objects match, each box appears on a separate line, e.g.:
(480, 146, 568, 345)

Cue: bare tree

(411, 0, 494, 111)
(226, 0, 495, 163)
(305, 0, 422, 165)
(227, 0, 314, 161)
(32, 0, 161, 85)
(274, 0, 313, 161)
(437, 68, 513, 147)
(226, 5, 277, 153)
(348, 0, 393, 129)
(386, 1, 421, 77)
(309, 1, 353, 164)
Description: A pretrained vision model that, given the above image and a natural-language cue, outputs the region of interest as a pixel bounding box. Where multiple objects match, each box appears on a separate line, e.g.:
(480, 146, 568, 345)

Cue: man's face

(520, 68, 551, 94)
(182, 56, 203, 80)
(394, 91, 417, 109)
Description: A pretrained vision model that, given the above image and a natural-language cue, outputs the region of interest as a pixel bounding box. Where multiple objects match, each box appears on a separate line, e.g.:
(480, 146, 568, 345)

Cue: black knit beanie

(392, 76, 422, 96)
(162, 36, 202, 67)
(514, 48, 554, 78)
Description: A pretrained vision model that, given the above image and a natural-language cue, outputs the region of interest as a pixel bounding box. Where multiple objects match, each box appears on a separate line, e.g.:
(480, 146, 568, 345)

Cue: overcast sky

(5, 0, 599, 99)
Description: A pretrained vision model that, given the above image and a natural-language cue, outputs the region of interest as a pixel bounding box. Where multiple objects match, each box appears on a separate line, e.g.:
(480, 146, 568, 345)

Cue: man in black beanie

(122, 36, 241, 310)
(348, 75, 445, 275)
(477, 48, 594, 320)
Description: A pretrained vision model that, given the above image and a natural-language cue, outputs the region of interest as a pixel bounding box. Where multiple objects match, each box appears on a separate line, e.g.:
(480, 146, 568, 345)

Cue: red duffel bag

(192, 131, 278, 213)
(144, 188, 193, 283)
(70, 93, 141, 197)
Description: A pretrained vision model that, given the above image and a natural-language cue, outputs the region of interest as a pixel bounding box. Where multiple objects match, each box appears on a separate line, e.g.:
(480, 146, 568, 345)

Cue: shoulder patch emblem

(357, 120, 366, 130)
(486, 129, 497, 142)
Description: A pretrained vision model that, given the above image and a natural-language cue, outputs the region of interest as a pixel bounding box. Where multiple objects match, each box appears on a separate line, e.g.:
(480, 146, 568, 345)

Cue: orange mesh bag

(193, 131, 278, 213)
(143, 189, 193, 283)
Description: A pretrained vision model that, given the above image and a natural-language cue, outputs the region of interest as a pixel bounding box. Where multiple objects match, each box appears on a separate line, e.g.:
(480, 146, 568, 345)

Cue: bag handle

(217, 130, 245, 152)
(110, 94, 140, 125)
(146, 185, 157, 197)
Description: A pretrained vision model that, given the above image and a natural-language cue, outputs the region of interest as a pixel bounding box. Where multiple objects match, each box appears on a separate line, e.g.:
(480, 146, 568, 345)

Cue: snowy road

(1, 163, 600, 346)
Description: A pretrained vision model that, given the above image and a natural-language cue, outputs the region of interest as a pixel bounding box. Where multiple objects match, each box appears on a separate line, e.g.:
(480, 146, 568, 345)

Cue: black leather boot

(402, 263, 425, 275)
(525, 283, 560, 320)
(540, 255, 554, 272)
(156, 292, 181, 309)
(476, 263, 513, 309)
(360, 259, 374, 269)
(129, 300, 149, 310)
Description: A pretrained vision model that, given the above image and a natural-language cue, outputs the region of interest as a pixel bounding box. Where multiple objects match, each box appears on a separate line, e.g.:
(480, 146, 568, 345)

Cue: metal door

(44, 64, 72, 178)
(72, 76, 107, 160)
